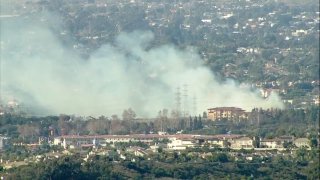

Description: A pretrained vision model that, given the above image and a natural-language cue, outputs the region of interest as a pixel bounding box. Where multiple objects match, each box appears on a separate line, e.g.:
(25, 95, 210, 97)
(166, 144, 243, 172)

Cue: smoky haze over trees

(0, 2, 284, 117)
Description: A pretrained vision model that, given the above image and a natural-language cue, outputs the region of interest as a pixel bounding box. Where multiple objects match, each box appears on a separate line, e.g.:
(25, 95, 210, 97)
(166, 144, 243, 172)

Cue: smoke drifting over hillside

(0, 14, 284, 117)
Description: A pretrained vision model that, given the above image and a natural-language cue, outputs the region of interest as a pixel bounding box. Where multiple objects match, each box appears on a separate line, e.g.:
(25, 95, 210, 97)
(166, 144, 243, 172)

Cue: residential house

(0, 136, 8, 151)
(230, 137, 255, 149)
(197, 136, 228, 148)
(149, 143, 166, 152)
(0, 136, 4, 150)
(294, 138, 310, 148)
(278, 136, 294, 144)
(260, 138, 283, 149)
(127, 147, 147, 157)
(167, 137, 198, 150)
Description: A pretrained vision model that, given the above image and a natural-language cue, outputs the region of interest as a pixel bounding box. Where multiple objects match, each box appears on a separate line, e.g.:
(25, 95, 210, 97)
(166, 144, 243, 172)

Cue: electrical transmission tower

(193, 95, 197, 116)
(183, 84, 189, 117)
(175, 87, 181, 117)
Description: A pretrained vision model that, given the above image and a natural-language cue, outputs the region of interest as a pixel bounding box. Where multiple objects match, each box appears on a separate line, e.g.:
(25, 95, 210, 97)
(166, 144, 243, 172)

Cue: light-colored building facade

(198, 137, 228, 148)
(230, 137, 255, 149)
(294, 138, 310, 148)
(0, 136, 8, 151)
(167, 137, 198, 150)
(260, 138, 283, 149)
(55, 134, 317, 151)
(207, 107, 249, 121)
(53, 134, 162, 149)
(0, 136, 4, 150)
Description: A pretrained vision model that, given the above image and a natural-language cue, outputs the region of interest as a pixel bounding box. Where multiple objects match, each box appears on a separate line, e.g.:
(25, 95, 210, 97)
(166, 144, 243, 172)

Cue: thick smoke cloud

(0, 14, 284, 117)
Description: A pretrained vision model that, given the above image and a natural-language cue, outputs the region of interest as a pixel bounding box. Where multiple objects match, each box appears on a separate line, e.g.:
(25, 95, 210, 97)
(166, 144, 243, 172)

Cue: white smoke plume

(0, 13, 284, 117)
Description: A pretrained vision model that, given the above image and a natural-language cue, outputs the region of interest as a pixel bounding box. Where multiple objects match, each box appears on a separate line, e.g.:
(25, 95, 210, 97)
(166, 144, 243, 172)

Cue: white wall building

(0, 136, 8, 151)
(230, 137, 255, 149)
(294, 138, 310, 148)
(0, 136, 4, 150)
(260, 139, 282, 149)
(206, 138, 227, 148)
(167, 137, 198, 150)
(53, 134, 170, 149)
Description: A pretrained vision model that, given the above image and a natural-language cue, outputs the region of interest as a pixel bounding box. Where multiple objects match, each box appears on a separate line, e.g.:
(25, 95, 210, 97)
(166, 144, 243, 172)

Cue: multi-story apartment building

(207, 107, 249, 121)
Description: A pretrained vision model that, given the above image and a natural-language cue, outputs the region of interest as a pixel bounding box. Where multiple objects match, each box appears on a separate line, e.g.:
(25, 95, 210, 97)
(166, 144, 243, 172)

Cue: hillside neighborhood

(0, 0, 319, 179)
(51, 133, 312, 151)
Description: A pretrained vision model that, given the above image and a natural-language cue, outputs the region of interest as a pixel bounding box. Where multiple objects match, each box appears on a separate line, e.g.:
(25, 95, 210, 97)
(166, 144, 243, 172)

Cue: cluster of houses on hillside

(52, 133, 312, 151)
